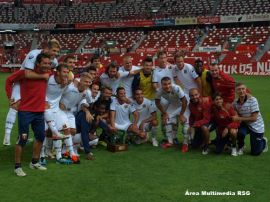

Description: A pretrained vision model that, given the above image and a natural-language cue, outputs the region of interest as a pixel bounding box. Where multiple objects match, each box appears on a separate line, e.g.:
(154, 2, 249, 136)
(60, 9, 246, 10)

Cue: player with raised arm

(5, 53, 51, 176)
(3, 39, 60, 146)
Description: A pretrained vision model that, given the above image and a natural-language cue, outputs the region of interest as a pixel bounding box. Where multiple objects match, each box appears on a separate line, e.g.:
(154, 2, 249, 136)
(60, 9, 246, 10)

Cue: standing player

(132, 88, 158, 146)
(172, 53, 202, 150)
(155, 77, 188, 151)
(100, 62, 138, 95)
(100, 62, 127, 95)
(88, 54, 105, 77)
(63, 55, 76, 82)
(152, 50, 174, 91)
(209, 61, 235, 104)
(86, 65, 99, 85)
(173, 54, 202, 95)
(119, 55, 141, 99)
(3, 39, 60, 146)
(132, 56, 156, 102)
(5, 53, 51, 176)
(194, 59, 212, 97)
(233, 83, 268, 155)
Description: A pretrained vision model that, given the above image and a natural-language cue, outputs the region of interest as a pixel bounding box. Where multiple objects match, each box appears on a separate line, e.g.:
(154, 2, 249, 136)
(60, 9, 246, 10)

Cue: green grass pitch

(0, 73, 269, 202)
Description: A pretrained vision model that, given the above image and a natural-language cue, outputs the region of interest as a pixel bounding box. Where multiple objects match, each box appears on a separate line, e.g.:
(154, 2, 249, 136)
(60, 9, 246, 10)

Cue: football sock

(5, 108, 17, 139)
(64, 135, 76, 156)
(53, 140, 62, 160)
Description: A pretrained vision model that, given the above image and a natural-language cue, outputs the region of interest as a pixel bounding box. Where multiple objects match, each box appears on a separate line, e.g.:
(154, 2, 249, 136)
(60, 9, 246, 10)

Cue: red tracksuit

(189, 97, 212, 128)
(211, 103, 239, 135)
(5, 70, 47, 112)
(211, 71, 235, 103)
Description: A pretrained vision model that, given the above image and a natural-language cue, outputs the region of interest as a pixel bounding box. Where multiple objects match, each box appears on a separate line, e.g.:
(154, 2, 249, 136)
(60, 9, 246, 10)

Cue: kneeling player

(211, 93, 239, 156)
(110, 87, 146, 142)
(188, 88, 212, 154)
(233, 83, 268, 155)
(132, 88, 158, 146)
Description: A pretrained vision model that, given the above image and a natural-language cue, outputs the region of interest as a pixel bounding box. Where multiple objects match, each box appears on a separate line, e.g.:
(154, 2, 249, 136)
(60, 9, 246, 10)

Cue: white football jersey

(173, 63, 199, 94)
(60, 82, 86, 111)
(110, 99, 136, 125)
(21, 49, 58, 70)
(131, 98, 156, 124)
(100, 71, 129, 94)
(119, 65, 141, 98)
(80, 88, 101, 107)
(152, 65, 174, 88)
(46, 75, 67, 111)
(156, 84, 185, 103)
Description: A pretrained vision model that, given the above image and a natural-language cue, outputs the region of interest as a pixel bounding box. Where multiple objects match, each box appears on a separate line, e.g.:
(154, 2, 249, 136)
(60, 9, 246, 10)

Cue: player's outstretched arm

(25, 69, 49, 80)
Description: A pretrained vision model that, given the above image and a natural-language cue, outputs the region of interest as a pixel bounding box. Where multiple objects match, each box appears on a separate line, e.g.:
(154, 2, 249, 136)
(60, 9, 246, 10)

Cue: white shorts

(150, 99, 157, 110)
(63, 110, 76, 129)
(45, 109, 70, 131)
(115, 122, 132, 131)
(166, 105, 190, 125)
(11, 83, 21, 102)
(160, 97, 169, 109)
(141, 122, 151, 132)
(165, 97, 190, 125)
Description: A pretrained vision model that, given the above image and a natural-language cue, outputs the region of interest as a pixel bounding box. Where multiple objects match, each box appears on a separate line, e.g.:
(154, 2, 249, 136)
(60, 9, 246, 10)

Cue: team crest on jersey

(197, 107, 202, 111)
(184, 70, 187, 74)
(143, 104, 146, 108)
(29, 55, 34, 59)
(124, 104, 128, 108)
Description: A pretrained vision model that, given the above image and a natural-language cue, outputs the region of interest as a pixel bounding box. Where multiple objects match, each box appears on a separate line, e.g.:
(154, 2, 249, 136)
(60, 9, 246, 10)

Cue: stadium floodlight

(0, 30, 15, 33)
(150, 6, 160, 13)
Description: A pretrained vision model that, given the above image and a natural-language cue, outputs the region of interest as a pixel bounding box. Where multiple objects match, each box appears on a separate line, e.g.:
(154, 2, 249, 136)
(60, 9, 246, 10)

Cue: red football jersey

(6, 70, 47, 112)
